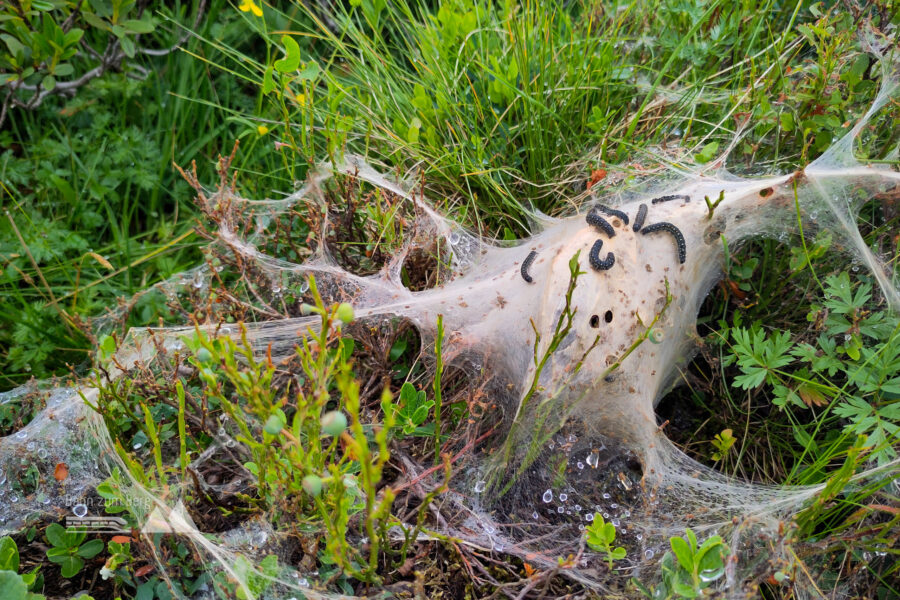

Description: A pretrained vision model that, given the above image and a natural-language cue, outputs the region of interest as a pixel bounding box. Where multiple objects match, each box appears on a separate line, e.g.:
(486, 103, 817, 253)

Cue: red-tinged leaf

(135, 564, 155, 577)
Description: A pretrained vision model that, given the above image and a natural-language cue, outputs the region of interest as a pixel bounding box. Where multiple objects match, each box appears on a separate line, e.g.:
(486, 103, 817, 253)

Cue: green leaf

(119, 36, 135, 58)
(0, 571, 27, 600)
(672, 578, 699, 598)
(52, 63, 73, 77)
(81, 12, 109, 31)
(695, 141, 719, 164)
(46, 547, 72, 562)
(0, 536, 19, 572)
(45, 524, 67, 548)
(122, 19, 155, 34)
(274, 35, 301, 73)
(58, 555, 84, 578)
(63, 28, 84, 48)
(261, 65, 275, 95)
(76, 539, 104, 559)
(670, 536, 693, 571)
(296, 60, 320, 81)
(779, 111, 794, 132)
(41, 75, 55, 91)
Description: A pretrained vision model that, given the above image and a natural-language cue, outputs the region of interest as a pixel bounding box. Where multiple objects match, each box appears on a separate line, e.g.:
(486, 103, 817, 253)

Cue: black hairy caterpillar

(651, 194, 690, 204)
(632, 203, 648, 232)
(586, 212, 615, 237)
(521, 250, 537, 283)
(641, 222, 687, 264)
(593, 204, 629, 226)
(589, 239, 615, 270)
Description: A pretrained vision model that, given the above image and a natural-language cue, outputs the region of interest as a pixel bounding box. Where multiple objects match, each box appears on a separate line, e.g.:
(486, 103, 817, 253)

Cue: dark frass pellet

(521, 250, 537, 283)
(589, 239, 615, 271)
(593, 204, 629, 226)
(586, 212, 615, 238)
(632, 203, 648, 232)
(651, 194, 691, 204)
(641, 222, 687, 264)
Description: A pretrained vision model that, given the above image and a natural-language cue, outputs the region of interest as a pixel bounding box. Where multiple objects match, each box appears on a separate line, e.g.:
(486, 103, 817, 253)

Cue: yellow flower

(257, 125, 269, 135)
(297, 93, 306, 107)
(239, 0, 263, 17)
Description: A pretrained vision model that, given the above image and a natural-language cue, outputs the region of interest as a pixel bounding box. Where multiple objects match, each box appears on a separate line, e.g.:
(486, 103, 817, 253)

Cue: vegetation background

(0, 0, 898, 599)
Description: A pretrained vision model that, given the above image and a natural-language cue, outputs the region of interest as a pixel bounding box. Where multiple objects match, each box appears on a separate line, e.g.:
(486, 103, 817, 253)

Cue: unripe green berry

(336, 302, 354, 323)
(195, 347, 213, 364)
(302, 474, 322, 497)
(320, 411, 348, 436)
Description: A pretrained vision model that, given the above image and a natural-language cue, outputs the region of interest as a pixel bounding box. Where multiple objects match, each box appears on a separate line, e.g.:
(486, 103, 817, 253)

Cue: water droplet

(133, 442, 143, 450)
(25, 442, 35, 451)
(559, 493, 568, 502)
(643, 549, 654, 559)
(484, 523, 495, 534)
(578, 524, 585, 531)
(542, 489, 553, 503)
(603, 512, 609, 519)
(15, 431, 26, 439)
(611, 503, 618, 509)
(10, 496, 18, 503)
(43, 497, 51, 505)
(73, 503, 88, 517)
(449, 233, 461, 244)
(624, 510, 631, 517)
(575, 504, 581, 512)
(548, 440, 555, 449)
(636, 534, 643, 541)
(577, 461, 584, 470)
(532, 511, 539, 519)
(474, 480, 486, 493)
(699, 570, 720, 583)
(602, 493, 611, 499)
(193, 279, 204, 289)
(557, 506, 564, 513)
(612, 519, 620, 527)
